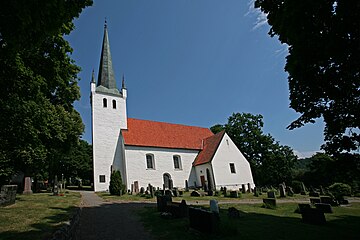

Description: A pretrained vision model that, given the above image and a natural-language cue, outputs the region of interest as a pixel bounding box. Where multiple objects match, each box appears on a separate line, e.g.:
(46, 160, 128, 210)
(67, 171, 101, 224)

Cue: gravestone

(222, 187, 227, 197)
(309, 191, 320, 197)
(148, 184, 154, 198)
(315, 203, 333, 213)
(310, 198, 321, 204)
(23, 176, 33, 195)
(286, 186, 294, 197)
(189, 207, 219, 233)
(228, 207, 240, 219)
(230, 191, 238, 198)
(172, 188, 179, 197)
(247, 183, 251, 193)
(253, 187, 259, 197)
(169, 179, 173, 190)
(300, 182, 306, 195)
(241, 184, 246, 193)
(185, 180, 189, 192)
(0, 185, 17, 206)
(165, 189, 173, 197)
(190, 190, 201, 197)
(134, 181, 139, 194)
(301, 208, 326, 225)
(131, 184, 134, 194)
(210, 199, 219, 215)
(279, 184, 286, 198)
(320, 196, 338, 206)
(207, 190, 213, 196)
(156, 195, 172, 212)
(263, 198, 276, 209)
(267, 191, 276, 199)
(296, 203, 311, 214)
(204, 183, 208, 192)
(140, 187, 145, 194)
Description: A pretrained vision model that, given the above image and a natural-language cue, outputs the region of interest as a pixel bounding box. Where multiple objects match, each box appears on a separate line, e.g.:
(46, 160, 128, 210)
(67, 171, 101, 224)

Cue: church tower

(91, 22, 127, 192)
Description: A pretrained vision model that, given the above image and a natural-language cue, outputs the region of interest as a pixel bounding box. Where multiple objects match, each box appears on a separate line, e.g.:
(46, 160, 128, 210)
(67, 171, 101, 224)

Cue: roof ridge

(127, 117, 212, 130)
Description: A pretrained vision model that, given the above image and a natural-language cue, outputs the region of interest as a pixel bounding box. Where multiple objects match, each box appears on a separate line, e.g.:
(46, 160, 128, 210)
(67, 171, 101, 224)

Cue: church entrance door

(163, 173, 172, 189)
(200, 175, 205, 187)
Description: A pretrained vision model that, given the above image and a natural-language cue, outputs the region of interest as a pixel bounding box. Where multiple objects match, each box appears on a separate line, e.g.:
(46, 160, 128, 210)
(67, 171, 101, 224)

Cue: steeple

(122, 74, 126, 89)
(97, 20, 117, 89)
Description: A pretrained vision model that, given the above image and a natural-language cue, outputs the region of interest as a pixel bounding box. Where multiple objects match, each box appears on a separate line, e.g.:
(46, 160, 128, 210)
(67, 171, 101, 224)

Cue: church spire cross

(97, 20, 117, 89)
(91, 69, 95, 83)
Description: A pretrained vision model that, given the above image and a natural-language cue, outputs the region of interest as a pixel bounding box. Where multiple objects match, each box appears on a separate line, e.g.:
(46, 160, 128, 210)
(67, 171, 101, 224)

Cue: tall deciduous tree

(254, 0, 360, 155)
(211, 113, 297, 186)
(0, 0, 92, 185)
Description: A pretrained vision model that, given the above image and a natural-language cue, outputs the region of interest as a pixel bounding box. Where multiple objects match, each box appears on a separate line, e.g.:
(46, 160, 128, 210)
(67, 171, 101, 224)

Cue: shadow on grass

(0, 206, 78, 240)
(139, 205, 360, 240)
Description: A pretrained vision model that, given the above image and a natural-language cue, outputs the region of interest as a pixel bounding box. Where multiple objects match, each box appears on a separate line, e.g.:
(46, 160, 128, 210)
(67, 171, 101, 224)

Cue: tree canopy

(254, 0, 360, 155)
(0, 0, 92, 185)
(211, 112, 297, 186)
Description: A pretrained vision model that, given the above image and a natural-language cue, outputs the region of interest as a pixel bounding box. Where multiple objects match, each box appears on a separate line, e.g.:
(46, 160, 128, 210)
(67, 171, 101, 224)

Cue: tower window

(173, 155, 182, 170)
(112, 100, 116, 109)
(146, 154, 155, 169)
(99, 175, 106, 183)
(229, 163, 236, 174)
(103, 98, 107, 108)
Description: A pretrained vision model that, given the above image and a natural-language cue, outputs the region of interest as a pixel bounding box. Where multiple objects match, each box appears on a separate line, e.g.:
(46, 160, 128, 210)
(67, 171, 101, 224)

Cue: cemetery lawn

(0, 192, 81, 240)
(138, 202, 360, 240)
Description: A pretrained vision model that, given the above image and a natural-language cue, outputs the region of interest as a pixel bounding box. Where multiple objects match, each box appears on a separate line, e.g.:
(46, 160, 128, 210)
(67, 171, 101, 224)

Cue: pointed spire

(122, 74, 126, 89)
(97, 19, 117, 89)
(91, 69, 95, 83)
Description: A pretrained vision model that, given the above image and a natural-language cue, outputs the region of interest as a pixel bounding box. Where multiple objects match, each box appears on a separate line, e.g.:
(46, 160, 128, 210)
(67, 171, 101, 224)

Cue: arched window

(103, 98, 107, 108)
(173, 155, 182, 170)
(112, 100, 116, 109)
(146, 154, 155, 169)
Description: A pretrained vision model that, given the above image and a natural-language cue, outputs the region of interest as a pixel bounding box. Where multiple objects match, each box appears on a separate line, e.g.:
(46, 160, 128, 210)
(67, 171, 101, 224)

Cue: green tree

(254, 0, 360, 155)
(0, 0, 92, 186)
(212, 113, 297, 186)
(109, 171, 125, 196)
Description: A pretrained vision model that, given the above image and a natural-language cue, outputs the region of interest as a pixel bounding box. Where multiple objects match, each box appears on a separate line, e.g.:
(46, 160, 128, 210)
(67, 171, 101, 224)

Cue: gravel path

(76, 191, 154, 240)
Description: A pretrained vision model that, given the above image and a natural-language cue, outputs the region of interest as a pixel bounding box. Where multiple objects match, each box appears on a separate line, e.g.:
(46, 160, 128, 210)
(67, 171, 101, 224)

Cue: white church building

(91, 24, 254, 192)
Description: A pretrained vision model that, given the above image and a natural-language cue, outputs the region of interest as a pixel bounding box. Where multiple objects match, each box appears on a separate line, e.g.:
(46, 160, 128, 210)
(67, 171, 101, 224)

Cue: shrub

(109, 171, 125, 195)
(329, 183, 351, 201)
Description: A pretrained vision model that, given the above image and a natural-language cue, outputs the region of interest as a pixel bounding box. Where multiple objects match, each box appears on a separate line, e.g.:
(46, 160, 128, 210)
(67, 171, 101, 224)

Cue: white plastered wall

(124, 146, 199, 190)
(211, 133, 255, 190)
(92, 85, 127, 192)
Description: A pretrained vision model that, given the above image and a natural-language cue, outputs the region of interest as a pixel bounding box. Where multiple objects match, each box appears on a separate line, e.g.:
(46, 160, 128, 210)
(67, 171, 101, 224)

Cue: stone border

(50, 199, 84, 240)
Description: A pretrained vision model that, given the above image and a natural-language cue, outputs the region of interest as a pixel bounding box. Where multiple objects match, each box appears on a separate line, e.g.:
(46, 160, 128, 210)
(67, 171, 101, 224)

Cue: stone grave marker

(315, 203, 333, 213)
(320, 196, 338, 206)
(140, 187, 145, 194)
(263, 198, 276, 209)
(210, 199, 219, 215)
(189, 207, 219, 233)
(267, 191, 276, 199)
(190, 190, 201, 197)
(296, 203, 311, 214)
(23, 176, 33, 195)
(0, 185, 17, 206)
(241, 184, 246, 193)
(230, 191, 238, 198)
(131, 184, 134, 195)
(279, 184, 286, 198)
(223, 187, 227, 197)
(134, 181, 139, 194)
(301, 208, 326, 225)
(253, 187, 259, 197)
(286, 186, 294, 197)
(247, 183, 251, 193)
(185, 180, 189, 192)
(53, 175, 59, 196)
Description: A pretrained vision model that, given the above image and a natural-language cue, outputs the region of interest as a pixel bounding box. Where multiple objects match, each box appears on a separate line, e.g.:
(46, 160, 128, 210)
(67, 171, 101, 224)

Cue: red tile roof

(122, 118, 214, 150)
(192, 131, 225, 166)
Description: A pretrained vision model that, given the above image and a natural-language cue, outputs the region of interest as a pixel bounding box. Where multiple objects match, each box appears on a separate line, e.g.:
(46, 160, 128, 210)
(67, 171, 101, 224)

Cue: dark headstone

(169, 179, 173, 190)
(134, 181, 139, 194)
(253, 187, 259, 197)
(131, 184, 134, 194)
(247, 183, 251, 193)
(315, 203, 333, 213)
(190, 190, 201, 197)
(185, 180, 189, 192)
(140, 187, 145, 194)
(207, 190, 213, 196)
(309, 191, 320, 197)
(241, 184, 246, 193)
(156, 195, 172, 212)
(0, 185, 17, 206)
(165, 189, 173, 198)
(320, 196, 338, 206)
(301, 208, 326, 225)
(263, 198, 276, 209)
(230, 191, 239, 198)
(172, 188, 179, 197)
(267, 191, 276, 199)
(286, 186, 294, 197)
(203, 183, 208, 192)
(310, 198, 321, 204)
(189, 207, 219, 233)
(295, 203, 311, 214)
(223, 187, 227, 197)
(53, 175, 59, 196)
(228, 207, 240, 219)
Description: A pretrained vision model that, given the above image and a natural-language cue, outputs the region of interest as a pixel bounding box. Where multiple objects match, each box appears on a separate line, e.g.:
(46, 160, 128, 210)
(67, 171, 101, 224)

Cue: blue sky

(67, 0, 324, 158)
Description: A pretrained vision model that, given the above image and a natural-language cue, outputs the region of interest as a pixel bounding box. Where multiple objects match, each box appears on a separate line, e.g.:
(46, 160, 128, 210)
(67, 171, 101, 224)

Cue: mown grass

(0, 192, 81, 240)
(138, 202, 360, 240)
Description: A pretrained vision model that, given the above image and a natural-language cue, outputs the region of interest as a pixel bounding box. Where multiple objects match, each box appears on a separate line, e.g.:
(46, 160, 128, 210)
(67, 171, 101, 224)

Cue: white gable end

(211, 133, 254, 190)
